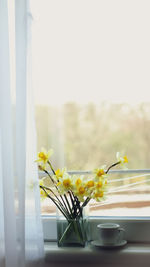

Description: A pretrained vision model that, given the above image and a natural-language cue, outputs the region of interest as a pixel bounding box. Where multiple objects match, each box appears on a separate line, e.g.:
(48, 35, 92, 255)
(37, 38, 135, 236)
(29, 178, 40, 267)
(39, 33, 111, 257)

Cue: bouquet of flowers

(36, 149, 128, 246)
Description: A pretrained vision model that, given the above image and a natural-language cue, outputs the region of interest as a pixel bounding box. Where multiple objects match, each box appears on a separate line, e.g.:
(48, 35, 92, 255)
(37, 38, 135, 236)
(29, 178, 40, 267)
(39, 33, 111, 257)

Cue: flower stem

(40, 186, 70, 220)
(82, 197, 91, 208)
(64, 194, 74, 218)
(60, 194, 71, 217)
(43, 169, 56, 184)
(48, 160, 56, 175)
(42, 168, 73, 217)
(58, 219, 84, 246)
(68, 191, 77, 218)
(106, 161, 120, 174)
(41, 185, 70, 217)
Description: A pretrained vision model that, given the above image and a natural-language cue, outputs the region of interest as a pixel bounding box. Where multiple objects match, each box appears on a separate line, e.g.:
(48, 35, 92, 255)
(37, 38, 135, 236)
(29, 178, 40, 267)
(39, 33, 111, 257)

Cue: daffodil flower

(92, 190, 106, 202)
(75, 177, 82, 187)
(86, 180, 95, 188)
(57, 173, 73, 194)
(40, 188, 47, 200)
(55, 168, 67, 179)
(93, 165, 106, 178)
(39, 179, 47, 199)
(74, 185, 86, 202)
(39, 179, 44, 187)
(36, 147, 53, 168)
(73, 175, 84, 187)
(95, 180, 103, 189)
(71, 175, 83, 191)
(116, 152, 128, 168)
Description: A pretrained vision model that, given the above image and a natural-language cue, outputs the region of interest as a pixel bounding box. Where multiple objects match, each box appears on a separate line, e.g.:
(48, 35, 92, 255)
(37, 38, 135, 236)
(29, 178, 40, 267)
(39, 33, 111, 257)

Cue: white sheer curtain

(0, 0, 44, 266)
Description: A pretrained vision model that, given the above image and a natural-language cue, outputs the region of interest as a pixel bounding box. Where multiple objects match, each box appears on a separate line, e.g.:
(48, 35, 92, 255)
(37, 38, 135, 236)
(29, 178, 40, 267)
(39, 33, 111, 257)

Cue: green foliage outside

(36, 102, 150, 171)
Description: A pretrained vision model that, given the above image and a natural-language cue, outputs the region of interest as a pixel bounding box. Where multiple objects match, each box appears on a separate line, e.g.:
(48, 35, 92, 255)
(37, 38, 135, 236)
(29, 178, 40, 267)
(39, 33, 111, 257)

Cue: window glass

(40, 171, 150, 217)
(30, 0, 150, 216)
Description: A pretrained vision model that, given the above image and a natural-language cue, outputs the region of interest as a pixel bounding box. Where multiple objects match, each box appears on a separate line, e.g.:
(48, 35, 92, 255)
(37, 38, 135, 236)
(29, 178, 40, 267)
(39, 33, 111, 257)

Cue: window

(30, 0, 150, 231)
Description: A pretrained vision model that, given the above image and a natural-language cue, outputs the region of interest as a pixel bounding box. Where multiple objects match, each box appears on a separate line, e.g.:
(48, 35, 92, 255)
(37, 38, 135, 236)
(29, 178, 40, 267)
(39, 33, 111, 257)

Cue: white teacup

(97, 223, 125, 245)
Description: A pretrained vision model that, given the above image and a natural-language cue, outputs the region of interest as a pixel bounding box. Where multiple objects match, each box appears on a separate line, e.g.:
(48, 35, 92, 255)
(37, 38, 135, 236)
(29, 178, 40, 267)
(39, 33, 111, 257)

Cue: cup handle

(118, 227, 125, 242)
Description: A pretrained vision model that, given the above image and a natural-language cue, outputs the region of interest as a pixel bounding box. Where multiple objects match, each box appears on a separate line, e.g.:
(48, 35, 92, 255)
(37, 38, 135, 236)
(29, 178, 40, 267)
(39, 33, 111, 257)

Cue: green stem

(43, 169, 56, 184)
(41, 185, 70, 217)
(41, 169, 72, 218)
(82, 197, 91, 208)
(43, 169, 66, 211)
(64, 194, 74, 218)
(75, 196, 82, 216)
(60, 194, 71, 216)
(68, 191, 76, 217)
(48, 160, 56, 175)
(40, 186, 70, 220)
(106, 161, 120, 174)
(58, 219, 84, 245)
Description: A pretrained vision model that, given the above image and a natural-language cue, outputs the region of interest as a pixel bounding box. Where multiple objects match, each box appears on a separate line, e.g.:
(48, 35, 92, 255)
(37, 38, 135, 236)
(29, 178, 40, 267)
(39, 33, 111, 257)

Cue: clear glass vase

(57, 208, 89, 247)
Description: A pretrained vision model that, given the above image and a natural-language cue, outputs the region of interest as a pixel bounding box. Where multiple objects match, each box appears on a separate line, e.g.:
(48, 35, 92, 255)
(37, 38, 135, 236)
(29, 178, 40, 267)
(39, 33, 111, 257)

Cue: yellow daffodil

(74, 185, 86, 202)
(71, 175, 84, 190)
(94, 165, 106, 178)
(95, 180, 103, 189)
(39, 179, 44, 186)
(104, 179, 108, 185)
(116, 152, 128, 167)
(40, 188, 47, 199)
(78, 186, 85, 195)
(75, 177, 82, 187)
(56, 173, 73, 194)
(123, 155, 128, 163)
(63, 178, 72, 188)
(91, 173, 108, 202)
(55, 168, 66, 179)
(94, 177, 108, 189)
(57, 181, 61, 187)
(82, 180, 94, 198)
(39, 179, 47, 199)
(93, 190, 105, 202)
(36, 147, 53, 168)
(86, 180, 95, 188)
(71, 175, 88, 201)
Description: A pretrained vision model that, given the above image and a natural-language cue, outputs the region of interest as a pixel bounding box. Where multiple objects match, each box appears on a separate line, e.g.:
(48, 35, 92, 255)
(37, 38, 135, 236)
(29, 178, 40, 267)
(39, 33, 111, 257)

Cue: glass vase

(57, 208, 89, 247)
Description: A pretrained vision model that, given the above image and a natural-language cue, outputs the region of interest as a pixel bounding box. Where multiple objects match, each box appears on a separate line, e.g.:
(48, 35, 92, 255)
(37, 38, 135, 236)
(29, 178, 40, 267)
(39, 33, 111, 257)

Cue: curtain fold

(0, 0, 44, 266)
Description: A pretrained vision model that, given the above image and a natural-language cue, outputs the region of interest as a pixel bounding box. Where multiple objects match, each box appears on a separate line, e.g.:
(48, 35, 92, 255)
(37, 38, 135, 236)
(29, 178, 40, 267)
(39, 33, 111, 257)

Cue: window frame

(40, 169, 150, 242)
(42, 215, 150, 242)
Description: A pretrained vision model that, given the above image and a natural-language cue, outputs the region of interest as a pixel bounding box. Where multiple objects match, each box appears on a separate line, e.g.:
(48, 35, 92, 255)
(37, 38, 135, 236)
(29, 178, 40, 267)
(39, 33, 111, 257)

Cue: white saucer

(91, 239, 127, 248)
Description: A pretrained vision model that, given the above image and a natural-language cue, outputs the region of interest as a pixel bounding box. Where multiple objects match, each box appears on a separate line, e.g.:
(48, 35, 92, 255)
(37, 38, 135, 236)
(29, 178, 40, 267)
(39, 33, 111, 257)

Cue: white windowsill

(43, 216, 150, 242)
(45, 241, 150, 267)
